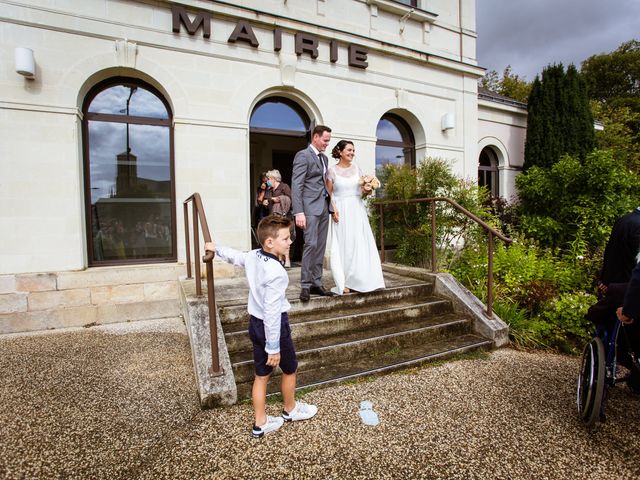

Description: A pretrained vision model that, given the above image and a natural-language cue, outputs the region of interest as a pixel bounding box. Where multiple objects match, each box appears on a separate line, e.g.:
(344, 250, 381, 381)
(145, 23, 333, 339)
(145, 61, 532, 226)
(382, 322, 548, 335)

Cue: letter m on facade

(172, 6, 211, 38)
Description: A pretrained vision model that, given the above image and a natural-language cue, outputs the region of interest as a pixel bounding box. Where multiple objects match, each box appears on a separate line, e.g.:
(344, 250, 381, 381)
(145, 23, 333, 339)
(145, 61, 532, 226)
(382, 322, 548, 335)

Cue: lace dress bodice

(328, 163, 362, 198)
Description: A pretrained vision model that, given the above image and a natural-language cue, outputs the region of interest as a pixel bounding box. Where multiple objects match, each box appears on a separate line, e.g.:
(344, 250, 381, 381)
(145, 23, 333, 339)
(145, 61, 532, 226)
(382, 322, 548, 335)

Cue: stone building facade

(0, 0, 526, 333)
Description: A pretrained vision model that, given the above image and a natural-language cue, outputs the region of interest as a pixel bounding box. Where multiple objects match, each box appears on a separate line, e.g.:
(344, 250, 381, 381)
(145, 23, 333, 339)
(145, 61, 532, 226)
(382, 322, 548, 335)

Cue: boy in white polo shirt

(205, 214, 317, 438)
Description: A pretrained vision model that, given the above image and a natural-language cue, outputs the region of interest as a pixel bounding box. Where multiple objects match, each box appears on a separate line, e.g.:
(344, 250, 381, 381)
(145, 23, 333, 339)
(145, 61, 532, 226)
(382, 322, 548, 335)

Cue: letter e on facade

(348, 45, 368, 69)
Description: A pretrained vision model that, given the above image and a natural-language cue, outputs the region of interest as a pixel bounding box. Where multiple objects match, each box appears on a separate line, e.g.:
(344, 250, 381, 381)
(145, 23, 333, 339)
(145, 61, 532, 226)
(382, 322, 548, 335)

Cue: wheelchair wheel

(577, 337, 605, 427)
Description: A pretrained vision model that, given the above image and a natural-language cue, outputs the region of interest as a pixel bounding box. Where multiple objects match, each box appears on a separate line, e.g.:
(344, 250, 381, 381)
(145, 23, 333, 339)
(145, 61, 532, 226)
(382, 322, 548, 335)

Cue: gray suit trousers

(301, 199, 330, 289)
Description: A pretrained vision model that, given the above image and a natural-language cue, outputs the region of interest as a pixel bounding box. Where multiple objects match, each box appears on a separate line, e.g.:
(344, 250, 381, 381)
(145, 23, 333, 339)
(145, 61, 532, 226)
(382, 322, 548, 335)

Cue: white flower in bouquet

(359, 174, 381, 197)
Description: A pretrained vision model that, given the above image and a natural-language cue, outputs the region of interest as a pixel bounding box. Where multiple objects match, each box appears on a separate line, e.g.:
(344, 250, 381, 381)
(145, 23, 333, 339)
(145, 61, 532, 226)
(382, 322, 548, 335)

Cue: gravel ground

(1, 319, 639, 479)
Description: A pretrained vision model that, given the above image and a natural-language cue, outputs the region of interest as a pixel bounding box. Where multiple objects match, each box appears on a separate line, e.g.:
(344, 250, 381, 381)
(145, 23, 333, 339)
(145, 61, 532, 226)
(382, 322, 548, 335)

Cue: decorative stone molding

(279, 53, 297, 87)
(395, 88, 408, 108)
(115, 39, 138, 69)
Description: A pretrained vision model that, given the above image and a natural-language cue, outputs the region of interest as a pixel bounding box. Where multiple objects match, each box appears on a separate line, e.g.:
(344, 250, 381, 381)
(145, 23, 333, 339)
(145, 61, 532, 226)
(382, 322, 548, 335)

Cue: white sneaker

(282, 401, 318, 422)
(252, 415, 284, 438)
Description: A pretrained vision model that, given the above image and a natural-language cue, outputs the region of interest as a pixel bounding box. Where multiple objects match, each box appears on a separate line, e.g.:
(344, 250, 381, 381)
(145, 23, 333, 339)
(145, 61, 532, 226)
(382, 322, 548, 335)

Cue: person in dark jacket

(598, 207, 640, 289)
(617, 262, 640, 393)
(617, 261, 640, 325)
(586, 208, 640, 327)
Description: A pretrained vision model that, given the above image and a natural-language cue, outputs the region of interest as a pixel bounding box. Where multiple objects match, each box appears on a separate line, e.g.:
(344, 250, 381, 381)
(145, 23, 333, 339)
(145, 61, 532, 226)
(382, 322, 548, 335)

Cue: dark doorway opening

(249, 97, 311, 262)
(478, 147, 499, 197)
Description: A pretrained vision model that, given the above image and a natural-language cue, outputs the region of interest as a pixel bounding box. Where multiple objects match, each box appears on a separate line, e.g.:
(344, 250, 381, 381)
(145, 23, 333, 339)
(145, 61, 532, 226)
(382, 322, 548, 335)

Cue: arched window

(250, 97, 310, 137)
(83, 78, 175, 265)
(375, 113, 415, 174)
(478, 147, 499, 197)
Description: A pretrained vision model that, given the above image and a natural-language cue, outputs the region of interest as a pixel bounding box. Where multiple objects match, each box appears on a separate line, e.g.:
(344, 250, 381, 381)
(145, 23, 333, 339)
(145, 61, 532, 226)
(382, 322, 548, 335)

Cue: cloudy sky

(476, 0, 640, 81)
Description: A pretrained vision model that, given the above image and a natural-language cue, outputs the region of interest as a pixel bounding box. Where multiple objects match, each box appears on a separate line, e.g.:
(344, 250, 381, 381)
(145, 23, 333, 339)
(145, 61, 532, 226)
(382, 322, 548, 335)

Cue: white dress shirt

(215, 246, 291, 354)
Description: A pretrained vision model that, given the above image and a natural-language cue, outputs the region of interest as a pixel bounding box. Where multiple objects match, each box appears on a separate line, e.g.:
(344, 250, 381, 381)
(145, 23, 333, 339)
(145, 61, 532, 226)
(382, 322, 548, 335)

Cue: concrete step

(232, 313, 473, 386)
(236, 333, 492, 397)
(219, 282, 435, 333)
(225, 297, 453, 357)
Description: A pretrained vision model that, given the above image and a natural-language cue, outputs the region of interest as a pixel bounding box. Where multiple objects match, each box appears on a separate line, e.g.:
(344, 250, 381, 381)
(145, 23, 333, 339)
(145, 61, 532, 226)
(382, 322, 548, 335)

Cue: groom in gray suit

(292, 125, 334, 302)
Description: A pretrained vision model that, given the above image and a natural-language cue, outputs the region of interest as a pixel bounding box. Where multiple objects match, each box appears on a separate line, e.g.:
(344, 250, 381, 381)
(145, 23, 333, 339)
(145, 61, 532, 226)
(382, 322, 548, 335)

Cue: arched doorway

(82, 77, 175, 266)
(478, 146, 499, 197)
(249, 97, 310, 260)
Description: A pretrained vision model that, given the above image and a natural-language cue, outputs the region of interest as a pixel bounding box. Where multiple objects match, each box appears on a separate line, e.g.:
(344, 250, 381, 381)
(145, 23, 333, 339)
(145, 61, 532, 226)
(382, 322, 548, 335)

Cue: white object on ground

(359, 400, 380, 426)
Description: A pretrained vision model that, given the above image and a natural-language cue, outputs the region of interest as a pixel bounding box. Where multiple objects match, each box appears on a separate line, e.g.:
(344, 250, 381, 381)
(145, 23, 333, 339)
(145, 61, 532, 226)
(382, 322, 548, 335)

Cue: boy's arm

(262, 275, 288, 354)
(209, 243, 247, 268)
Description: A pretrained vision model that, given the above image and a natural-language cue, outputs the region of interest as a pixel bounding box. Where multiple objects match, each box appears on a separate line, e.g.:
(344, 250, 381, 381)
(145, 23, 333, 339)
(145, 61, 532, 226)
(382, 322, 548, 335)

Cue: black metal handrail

(183, 193, 221, 376)
(374, 196, 512, 318)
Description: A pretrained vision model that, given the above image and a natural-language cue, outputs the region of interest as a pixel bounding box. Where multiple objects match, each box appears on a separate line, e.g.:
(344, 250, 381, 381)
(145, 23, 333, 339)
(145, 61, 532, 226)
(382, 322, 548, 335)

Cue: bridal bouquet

(359, 174, 381, 197)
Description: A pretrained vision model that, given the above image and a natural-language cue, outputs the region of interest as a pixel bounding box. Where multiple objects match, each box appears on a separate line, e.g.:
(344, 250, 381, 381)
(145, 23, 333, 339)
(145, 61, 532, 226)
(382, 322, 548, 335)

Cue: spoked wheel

(577, 337, 606, 427)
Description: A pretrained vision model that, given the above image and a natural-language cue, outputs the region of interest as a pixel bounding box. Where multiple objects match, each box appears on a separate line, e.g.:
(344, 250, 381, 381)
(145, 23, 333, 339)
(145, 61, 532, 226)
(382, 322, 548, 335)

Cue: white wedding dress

(328, 163, 385, 295)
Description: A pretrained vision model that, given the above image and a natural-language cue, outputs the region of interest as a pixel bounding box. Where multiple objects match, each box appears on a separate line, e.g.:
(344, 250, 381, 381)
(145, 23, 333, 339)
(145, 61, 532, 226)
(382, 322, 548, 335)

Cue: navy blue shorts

(248, 313, 298, 377)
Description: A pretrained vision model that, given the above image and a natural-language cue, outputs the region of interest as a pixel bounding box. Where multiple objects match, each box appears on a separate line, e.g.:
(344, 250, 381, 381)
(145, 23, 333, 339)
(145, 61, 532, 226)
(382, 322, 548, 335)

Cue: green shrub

(378, 158, 498, 269)
(492, 301, 553, 350)
(516, 149, 640, 250)
(375, 156, 616, 354)
(449, 236, 598, 350)
(538, 291, 596, 353)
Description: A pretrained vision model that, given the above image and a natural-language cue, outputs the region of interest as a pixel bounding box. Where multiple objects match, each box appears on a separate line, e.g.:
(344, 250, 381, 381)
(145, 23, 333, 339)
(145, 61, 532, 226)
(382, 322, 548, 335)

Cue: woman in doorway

(255, 172, 271, 224)
(327, 140, 385, 294)
(263, 169, 295, 267)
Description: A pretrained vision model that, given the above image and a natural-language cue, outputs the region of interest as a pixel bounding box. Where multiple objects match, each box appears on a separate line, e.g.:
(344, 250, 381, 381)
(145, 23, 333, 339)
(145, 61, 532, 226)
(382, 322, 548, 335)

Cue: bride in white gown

(327, 140, 385, 295)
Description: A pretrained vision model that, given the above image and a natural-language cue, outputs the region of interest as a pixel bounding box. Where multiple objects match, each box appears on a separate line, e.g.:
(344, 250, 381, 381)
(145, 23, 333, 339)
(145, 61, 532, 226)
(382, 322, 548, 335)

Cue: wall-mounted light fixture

(15, 47, 35, 79)
(441, 112, 455, 131)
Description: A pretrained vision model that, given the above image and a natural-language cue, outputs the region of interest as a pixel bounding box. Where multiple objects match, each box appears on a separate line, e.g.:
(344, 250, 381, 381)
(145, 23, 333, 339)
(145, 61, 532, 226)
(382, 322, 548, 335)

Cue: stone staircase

(221, 280, 492, 398)
(180, 266, 505, 406)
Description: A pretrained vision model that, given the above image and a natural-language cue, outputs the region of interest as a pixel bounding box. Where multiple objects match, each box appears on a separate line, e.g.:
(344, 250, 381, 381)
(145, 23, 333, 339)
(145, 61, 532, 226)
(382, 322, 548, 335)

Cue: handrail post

(184, 193, 222, 376)
(379, 203, 385, 263)
(184, 202, 192, 279)
(373, 196, 511, 320)
(192, 201, 202, 296)
(487, 231, 494, 318)
(430, 200, 437, 273)
(206, 259, 221, 375)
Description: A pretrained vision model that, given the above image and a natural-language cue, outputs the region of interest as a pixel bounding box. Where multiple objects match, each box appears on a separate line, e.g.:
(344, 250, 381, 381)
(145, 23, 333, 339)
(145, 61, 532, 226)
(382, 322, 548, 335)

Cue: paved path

(1, 319, 639, 479)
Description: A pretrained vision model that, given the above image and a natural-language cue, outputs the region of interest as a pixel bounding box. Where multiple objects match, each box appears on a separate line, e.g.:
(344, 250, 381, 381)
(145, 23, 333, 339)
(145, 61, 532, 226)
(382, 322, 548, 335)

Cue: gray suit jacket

(291, 146, 331, 216)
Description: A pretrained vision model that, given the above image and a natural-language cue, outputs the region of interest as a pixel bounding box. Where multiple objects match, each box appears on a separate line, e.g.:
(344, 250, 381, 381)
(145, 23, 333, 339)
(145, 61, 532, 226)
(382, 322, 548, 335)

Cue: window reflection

(84, 80, 174, 264)
(376, 119, 404, 142)
(88, 85, 169, 119)
(250, 99, 308, 132)
(375, 113, 415, 177)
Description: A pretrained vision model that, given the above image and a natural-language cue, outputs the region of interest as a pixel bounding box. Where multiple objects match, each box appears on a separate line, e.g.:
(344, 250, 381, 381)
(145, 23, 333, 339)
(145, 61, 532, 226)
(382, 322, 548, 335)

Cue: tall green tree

(591, 100, 640, 172)
(581, 39, 640, 110)
(524, 64, 595, 169)
(582, 40, 640, 172)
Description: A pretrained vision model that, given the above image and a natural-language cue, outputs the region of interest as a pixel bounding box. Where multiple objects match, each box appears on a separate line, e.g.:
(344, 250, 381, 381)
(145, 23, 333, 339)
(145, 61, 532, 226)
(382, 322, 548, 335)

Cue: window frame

(478, 147, 499, 197)
(376, 113, 416, 169)
(82, 77, 176, 266)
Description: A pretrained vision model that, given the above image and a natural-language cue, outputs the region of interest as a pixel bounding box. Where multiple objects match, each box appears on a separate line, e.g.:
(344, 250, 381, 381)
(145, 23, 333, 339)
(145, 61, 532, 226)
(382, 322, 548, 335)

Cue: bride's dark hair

(331, 140, 354, 159)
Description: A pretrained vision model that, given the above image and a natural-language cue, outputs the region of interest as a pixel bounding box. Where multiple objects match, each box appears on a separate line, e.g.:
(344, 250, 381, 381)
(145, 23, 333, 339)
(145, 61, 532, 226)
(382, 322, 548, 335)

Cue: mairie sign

(171, 6, 369, 69)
